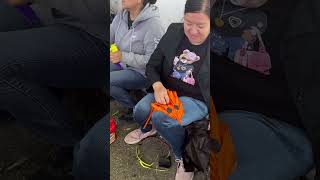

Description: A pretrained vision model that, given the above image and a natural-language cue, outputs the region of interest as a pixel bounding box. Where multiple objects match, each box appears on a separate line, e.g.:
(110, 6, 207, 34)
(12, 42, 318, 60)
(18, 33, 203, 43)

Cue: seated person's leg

(124, 93, 157, 144)
(152, 111, 185, 159)
(73, 116, 108, 180)
(110, 69, 146, 108)
(152, 97, 208, 159)
(0, 25, 106, 147)
(110, 62, 122, 72)
(149, 97, 208, 180)
(219, 111, 314, 180)
(133, 93, 155, 131)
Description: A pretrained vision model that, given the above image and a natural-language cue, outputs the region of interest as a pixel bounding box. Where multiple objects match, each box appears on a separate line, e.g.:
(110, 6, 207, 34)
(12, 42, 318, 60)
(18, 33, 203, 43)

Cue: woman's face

(122, 0, 142, 10)
(184, 12, 210, 45)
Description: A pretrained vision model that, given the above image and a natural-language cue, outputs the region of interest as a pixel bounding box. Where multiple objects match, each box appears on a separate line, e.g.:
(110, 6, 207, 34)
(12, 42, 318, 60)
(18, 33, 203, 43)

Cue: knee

(134, 94, 154, 114)
(134, 100, 149, 115)
(110, 72, 126, 89)
(110, 72, 118, 86)
(110, 85, 120, 95)
(152, 112, 180, 129)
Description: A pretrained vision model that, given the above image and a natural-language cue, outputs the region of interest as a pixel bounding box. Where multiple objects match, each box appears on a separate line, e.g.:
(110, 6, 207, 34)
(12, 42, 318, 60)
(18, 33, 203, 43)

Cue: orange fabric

(143, 90, 184, 129)
(210, 98, 237, 180)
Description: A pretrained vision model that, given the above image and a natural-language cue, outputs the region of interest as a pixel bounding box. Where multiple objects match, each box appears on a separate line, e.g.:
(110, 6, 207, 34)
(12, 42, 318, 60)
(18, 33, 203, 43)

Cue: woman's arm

(121, 24, 164, 69)
(110, 13, 120, 44)
(145, 43, 170, 104)
(145, 45, 164, 87)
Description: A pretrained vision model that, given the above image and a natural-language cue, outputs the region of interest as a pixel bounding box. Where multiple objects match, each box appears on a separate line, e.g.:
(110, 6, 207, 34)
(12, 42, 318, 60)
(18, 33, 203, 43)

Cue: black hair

(184, 0, 214, 17)
(143, 0, 157, 6)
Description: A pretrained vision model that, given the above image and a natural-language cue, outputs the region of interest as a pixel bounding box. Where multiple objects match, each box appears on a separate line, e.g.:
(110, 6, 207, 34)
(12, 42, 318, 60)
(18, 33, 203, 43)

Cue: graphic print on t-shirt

(211, 1, 272, 75)
(171, 49, 200, 86)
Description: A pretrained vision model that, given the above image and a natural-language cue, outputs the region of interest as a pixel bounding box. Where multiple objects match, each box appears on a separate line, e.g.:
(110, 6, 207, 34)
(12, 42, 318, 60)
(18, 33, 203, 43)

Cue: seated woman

(211, 0, 314, 179)
(124, 0, 212, 179)
(110, 0, 165, 116)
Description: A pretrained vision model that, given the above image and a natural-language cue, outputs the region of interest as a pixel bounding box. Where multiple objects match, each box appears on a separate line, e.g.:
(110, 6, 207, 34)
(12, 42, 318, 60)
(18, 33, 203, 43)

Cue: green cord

(135, 146, 169, 172)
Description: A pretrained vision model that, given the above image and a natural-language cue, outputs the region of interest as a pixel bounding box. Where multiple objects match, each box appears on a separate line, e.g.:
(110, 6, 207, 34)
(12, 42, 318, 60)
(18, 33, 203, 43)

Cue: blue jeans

(134, 93, 208, 159)
(73, 116, 108, 180)
(110, 63, 146, 108)
(219, 111, 314, 180)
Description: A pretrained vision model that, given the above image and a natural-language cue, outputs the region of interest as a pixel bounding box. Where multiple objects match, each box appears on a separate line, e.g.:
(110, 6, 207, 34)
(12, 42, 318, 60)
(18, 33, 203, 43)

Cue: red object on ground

(110, 117, 117, 144)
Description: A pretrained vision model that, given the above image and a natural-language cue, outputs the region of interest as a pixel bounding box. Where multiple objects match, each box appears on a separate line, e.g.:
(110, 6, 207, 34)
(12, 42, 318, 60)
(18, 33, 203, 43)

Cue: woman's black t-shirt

(164, 35, 209, 102)
(211, 0, 301, 126)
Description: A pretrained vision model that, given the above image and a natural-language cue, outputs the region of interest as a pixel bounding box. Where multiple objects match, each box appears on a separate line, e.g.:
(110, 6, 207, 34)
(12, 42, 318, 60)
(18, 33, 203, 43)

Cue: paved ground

(110, 101, 176, 180)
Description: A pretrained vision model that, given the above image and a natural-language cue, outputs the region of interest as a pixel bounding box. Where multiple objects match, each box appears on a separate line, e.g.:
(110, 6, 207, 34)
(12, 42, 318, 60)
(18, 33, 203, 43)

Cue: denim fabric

(134, 93, 208, 159)
(110, 63, 147, 108)
(219, 111, 314, 180)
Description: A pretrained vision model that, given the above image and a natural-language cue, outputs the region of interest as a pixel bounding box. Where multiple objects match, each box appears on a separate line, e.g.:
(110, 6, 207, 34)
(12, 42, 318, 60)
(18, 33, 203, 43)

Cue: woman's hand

(110, 51, 122, 64)
(152, 82, 169, 104)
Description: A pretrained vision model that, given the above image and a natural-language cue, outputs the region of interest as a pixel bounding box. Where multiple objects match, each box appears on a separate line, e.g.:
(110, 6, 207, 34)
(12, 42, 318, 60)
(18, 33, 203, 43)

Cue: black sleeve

(145, 45, 165, 89)
(283, 0, 320, 177)
(145, 23, 181, 90)
(284, 32, 320, 178)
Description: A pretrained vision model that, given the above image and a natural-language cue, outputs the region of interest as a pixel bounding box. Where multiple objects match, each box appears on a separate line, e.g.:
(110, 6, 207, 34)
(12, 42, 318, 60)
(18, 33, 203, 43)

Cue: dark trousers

(73, 116, 108, 180)
(0, 2, 107, 147)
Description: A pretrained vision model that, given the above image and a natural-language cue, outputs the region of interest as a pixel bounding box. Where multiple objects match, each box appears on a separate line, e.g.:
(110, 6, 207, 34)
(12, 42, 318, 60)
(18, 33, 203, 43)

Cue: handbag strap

(240, 27, 267, 52)
(143, 106, 154, 129)
(189, 72, 194, 78)
(210, 98, 220, 142)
